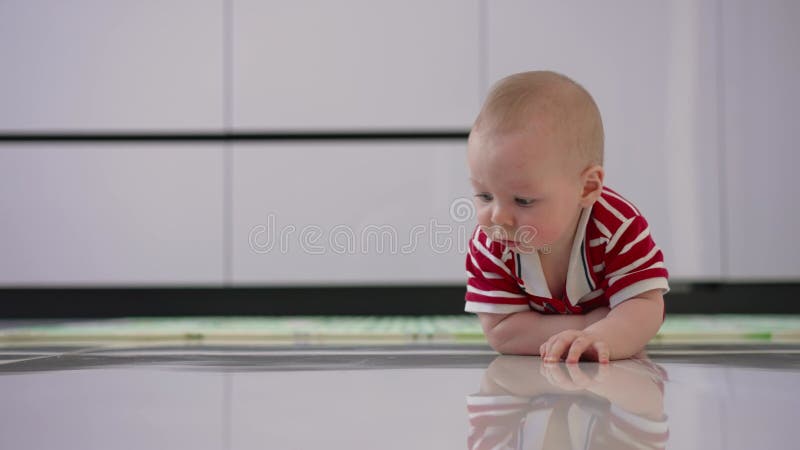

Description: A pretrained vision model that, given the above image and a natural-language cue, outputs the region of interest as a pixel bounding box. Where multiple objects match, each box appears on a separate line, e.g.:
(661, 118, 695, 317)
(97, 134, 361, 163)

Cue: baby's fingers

(593, 341, 611, 364)
(544, 335, 573, 363)
(565, 336, 594, 364)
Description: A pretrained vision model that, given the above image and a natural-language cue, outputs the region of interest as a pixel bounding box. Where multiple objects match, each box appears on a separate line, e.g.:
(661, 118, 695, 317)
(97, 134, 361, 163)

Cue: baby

(465, 71, 669, 363)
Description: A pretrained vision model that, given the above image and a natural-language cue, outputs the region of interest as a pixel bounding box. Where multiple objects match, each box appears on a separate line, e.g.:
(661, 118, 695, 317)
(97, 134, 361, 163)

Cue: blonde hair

(473, 70, 604, 166)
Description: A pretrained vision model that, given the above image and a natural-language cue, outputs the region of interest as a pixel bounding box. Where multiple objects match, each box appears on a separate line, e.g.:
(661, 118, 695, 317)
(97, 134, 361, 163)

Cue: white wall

(0, 0, 223, 132)
(0, 0, 797, 287)
(485, 0, 723, 281)
(719, 0, 800, 280)
(0, 143, 224, 285)
(233, 0, 480, 130)
(233, 141, 471, 286)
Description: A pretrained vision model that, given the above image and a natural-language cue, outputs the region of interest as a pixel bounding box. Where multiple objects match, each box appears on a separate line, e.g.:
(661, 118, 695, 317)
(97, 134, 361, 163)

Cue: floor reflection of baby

(467, 354, 669, 450)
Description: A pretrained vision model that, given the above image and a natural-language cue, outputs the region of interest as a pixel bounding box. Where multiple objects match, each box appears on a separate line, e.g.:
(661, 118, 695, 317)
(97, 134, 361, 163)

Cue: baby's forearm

(485, 310, 599, 355)
(583, 295, 664, 360)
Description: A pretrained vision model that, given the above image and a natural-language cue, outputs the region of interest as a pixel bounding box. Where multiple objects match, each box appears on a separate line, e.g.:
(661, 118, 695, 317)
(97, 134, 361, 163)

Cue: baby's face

(467, 127, 584, 254)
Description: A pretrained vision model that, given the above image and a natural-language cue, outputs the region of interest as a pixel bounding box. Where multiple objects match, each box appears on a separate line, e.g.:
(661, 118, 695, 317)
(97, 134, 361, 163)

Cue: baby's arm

(581, 290, 664, 359)
(541, 289, 664, 363)
(478, 306, 609, 355)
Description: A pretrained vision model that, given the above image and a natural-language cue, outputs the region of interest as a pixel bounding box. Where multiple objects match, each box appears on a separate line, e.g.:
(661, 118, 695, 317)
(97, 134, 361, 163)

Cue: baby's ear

(579, 165, 604, 207)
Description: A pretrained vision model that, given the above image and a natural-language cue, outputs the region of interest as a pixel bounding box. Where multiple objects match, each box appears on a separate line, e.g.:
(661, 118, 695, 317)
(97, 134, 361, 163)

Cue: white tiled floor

(0, 343, 798, 449)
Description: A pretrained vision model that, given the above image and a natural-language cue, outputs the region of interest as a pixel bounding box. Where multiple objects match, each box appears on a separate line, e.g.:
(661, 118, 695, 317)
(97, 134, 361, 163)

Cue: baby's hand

(539, 329, 611, 364)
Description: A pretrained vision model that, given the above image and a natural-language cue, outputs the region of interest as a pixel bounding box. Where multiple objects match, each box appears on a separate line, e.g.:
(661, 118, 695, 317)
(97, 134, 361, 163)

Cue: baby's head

(467, 71, 605, 254)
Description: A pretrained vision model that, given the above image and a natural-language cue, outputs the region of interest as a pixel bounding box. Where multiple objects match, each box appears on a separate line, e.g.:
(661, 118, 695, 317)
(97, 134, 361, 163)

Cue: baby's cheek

(517, 221, 552, 245)
(534, 227, 557, 243)
(474, 207, 492, 227)
(514, 216, 542, 240)
(537, 225, 569, 246)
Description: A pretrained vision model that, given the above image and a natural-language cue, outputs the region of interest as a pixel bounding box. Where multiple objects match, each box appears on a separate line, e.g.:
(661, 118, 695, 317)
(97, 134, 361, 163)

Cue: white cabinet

(0, 0, 223, 132)
(232, 141, 472, 285)
(2, 0, 796, 287)
(233, 0, 480, 130)
(720, 0, 800, 279)
(0, 144, 224, 285)
(486, 0, 723, 280)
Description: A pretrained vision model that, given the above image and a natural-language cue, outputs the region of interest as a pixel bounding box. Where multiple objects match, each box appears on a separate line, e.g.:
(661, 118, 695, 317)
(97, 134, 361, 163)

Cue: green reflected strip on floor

(1, 315, 800, 344)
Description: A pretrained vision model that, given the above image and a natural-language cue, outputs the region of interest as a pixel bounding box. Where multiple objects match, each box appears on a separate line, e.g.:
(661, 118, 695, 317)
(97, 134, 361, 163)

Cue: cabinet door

(0, 0, 223, 132)
(721, 0, 800, 279)
(0, 144, 223, 285)
(233, 0, 480, 130)
(233, 141, 472, 285)
(487, 0, 722, 280)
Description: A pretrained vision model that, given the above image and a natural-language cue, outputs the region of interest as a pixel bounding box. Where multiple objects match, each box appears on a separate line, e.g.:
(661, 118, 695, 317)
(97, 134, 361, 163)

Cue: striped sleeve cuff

(608, 278, 670, 308)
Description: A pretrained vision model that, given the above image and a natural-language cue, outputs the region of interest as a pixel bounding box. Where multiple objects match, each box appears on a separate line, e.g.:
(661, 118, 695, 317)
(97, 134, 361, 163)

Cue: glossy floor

(1, 342, 798, 449)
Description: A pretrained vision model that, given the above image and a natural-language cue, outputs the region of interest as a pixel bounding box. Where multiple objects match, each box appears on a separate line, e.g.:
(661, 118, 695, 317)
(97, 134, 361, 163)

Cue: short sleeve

(464, 227, 529, 314)
(600, 215, 669, 308)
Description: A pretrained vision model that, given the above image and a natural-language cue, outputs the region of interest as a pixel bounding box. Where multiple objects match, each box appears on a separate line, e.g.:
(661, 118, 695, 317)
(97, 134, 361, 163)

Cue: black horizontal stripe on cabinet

(0, 130, 470, 142)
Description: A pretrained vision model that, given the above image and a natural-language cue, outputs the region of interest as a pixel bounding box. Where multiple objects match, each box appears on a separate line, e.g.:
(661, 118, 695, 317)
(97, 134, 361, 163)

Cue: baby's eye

(515, 197, 536, 206)
(474, 193, 493, 202)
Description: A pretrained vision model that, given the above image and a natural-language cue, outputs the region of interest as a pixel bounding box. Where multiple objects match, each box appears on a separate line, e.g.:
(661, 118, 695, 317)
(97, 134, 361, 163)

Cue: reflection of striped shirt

(466, 392, 670, 450)
(465, 186, 669, 315)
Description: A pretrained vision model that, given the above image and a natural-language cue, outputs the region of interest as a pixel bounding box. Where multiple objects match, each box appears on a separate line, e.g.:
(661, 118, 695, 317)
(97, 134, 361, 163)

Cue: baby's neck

(538, 244, 571, 265)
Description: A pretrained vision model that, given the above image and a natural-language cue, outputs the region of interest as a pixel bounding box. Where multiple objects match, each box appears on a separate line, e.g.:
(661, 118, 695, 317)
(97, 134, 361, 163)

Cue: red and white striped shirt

(465, 186, 669, 314)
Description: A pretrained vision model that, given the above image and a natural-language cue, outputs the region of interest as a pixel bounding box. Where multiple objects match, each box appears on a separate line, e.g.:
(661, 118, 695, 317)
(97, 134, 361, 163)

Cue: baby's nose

(490, 204, 514, 227)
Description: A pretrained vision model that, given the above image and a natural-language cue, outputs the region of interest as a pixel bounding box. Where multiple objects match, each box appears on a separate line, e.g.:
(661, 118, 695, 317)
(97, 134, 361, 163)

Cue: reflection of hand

(539, 329, 610, 363)
(540, 358, 611, 391)
(469, 355, 669, 450)
(484, 355, 666, 419)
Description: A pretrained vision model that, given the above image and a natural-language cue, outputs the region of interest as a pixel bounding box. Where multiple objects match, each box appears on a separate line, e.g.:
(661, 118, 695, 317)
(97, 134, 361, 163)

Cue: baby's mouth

(495, 238, 528, 250)
(493, 235, 538, 252)
(483, 226, 537, 248)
